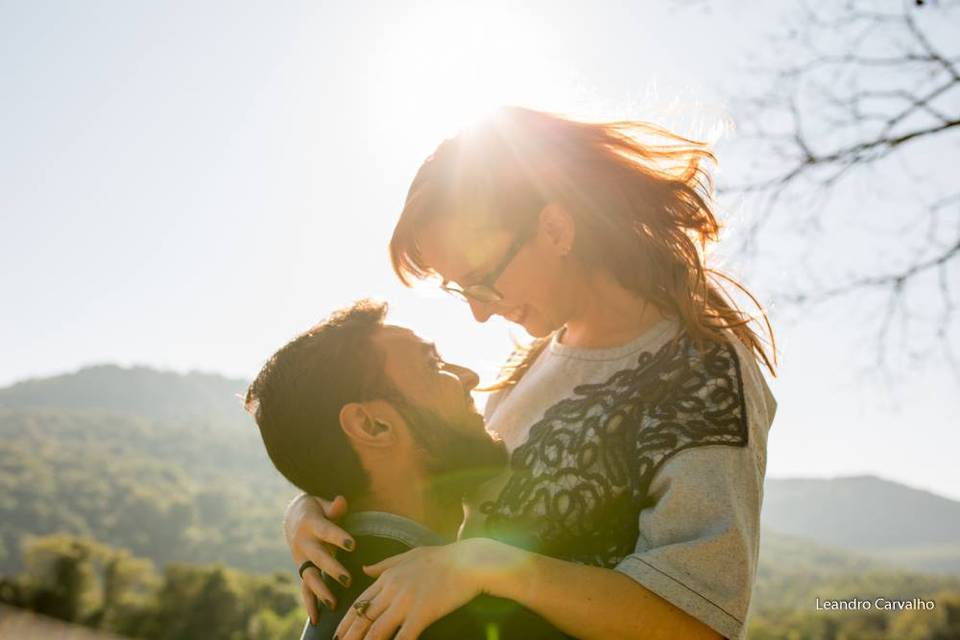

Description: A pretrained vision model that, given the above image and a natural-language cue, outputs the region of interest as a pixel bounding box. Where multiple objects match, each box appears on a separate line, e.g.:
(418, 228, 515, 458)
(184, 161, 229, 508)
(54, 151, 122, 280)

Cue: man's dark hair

(245, 299, 395, 500)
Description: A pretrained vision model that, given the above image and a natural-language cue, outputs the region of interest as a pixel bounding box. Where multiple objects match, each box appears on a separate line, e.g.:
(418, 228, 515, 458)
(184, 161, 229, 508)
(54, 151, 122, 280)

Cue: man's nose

(449, 364, 480, 391)
(467, 298, 495, 323)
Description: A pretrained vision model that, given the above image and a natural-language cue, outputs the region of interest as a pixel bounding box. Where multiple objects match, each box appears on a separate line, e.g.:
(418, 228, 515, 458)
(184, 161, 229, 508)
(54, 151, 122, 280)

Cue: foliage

(5, 534, 959, 640)
(0, 534, 305, 640)
(748, 591, 960, 640)
(3, 366, 959, 637)
(750, 533, 960, 639)
(0, 407, 293, 576)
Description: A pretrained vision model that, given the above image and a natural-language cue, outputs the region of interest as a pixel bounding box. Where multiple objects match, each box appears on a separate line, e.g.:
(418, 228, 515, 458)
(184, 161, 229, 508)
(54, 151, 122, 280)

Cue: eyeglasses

(440, 234, 530, 304)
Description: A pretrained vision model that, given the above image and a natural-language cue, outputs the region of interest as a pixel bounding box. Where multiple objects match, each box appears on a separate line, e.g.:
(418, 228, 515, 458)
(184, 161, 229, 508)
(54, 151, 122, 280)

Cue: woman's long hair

(390, 107, 776, 386)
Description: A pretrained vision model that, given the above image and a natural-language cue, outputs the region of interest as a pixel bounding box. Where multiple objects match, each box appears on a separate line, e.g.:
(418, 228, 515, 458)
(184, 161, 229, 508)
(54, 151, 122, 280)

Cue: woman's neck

(560, 270, 666, 348)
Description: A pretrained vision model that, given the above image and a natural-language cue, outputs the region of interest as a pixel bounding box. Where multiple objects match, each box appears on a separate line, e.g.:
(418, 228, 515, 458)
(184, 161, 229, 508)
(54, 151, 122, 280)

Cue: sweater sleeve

(614, 344, 776, 640)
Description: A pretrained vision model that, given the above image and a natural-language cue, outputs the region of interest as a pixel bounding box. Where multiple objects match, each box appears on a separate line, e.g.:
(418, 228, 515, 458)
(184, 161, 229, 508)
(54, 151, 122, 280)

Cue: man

(245, 299, 567, 639)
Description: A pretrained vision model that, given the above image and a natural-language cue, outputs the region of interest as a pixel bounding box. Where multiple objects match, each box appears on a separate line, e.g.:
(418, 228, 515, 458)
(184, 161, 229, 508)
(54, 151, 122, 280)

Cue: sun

(364, 3, 585, 162)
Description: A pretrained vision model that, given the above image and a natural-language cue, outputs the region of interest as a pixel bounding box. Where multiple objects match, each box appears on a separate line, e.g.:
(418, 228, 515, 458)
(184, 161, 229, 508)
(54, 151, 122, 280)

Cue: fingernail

(339, 574, 350, 587)
(343, 538, 354, 551)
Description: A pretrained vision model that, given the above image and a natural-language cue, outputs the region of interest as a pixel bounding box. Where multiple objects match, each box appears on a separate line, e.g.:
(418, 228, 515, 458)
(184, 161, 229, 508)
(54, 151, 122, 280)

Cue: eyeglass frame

(439, 231, 533, 304)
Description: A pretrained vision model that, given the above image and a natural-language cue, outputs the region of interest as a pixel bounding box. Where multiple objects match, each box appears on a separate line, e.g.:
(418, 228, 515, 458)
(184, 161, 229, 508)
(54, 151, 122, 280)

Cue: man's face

(372, 325, 485, 437)
(370, 325, 507, 484)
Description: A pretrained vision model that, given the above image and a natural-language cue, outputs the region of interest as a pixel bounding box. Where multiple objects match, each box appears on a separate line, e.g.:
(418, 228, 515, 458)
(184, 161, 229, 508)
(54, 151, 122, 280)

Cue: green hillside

(755, 531, 960, 609)
(4, 365, 960, 578)
(750, 532, 960, 639)
(2, 365, 959, 638)
(0, 404, 292, 576)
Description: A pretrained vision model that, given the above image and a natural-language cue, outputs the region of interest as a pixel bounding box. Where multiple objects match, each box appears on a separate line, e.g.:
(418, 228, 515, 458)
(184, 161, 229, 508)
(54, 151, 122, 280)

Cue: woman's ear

(538, 203, 575, 257)
(339, 403, 396, 448)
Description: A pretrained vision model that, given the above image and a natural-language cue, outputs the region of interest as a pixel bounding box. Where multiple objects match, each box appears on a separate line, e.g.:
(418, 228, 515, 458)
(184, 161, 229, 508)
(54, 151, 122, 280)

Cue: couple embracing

(246, 107, 777, 640)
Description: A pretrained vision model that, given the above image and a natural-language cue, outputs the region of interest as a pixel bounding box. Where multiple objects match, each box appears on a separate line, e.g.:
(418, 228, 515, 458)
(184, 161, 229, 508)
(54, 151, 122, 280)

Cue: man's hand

(284, 493, 354, 623)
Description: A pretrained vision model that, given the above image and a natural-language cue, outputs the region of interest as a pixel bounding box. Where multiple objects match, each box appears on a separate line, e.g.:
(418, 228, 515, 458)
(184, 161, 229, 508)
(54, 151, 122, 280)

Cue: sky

(2, 1, 959, 499)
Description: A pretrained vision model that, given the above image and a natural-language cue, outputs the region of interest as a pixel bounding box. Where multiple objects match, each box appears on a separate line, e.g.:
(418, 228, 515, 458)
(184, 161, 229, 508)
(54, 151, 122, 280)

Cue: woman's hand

(334, 539, 511, 640)
(284, 493, 355, 622)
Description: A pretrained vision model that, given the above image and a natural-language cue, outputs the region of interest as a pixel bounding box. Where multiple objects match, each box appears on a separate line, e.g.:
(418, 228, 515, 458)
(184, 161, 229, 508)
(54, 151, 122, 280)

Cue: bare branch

(727, 0, 960, 370)
(792, 236, 960, 303)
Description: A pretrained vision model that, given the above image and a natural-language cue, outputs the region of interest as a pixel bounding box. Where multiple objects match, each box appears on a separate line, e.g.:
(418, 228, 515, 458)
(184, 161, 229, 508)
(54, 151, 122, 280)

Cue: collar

(343, 511, 448, 547)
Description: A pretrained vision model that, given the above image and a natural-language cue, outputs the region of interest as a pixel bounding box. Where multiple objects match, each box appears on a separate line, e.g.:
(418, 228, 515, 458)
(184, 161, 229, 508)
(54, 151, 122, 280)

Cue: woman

(286, 107, 777, 640)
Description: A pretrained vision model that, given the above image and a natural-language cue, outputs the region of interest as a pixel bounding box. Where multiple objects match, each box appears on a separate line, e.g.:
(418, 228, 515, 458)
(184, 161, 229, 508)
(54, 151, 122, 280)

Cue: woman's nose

(467, 299, 494, 323)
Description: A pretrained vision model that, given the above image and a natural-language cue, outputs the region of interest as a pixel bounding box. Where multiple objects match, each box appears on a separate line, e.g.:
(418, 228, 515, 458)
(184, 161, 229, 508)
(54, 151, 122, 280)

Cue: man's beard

(392, 400, 508, 502)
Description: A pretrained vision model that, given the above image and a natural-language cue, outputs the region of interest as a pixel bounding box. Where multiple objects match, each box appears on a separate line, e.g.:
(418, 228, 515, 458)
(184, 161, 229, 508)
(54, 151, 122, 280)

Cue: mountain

(3, 364, 958, 579)
(0, 364, 249, 426)
(762, 476, 960, 573)
(0, 365, 292, 577)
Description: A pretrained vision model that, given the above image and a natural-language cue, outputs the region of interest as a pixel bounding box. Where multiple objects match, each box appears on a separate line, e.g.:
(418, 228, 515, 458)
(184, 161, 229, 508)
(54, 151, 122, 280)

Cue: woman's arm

(283, 493, 356, 620)
(335, 539, 721, 640)
(481, 540, 722, 640)
(338, 440, 766, 640)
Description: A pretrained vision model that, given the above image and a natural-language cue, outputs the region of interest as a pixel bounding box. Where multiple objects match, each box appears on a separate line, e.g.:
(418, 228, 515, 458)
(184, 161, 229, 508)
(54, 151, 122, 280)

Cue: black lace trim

(479, 332, 748, 568)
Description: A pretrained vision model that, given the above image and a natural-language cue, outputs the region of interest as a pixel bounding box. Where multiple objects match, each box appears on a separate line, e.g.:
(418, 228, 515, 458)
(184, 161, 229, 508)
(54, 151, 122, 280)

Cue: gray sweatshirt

(461, 318, 777, 639)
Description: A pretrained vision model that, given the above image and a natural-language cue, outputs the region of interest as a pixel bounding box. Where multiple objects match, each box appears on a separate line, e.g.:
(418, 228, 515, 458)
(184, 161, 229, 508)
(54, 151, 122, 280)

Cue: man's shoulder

(345, 534, 412, 568)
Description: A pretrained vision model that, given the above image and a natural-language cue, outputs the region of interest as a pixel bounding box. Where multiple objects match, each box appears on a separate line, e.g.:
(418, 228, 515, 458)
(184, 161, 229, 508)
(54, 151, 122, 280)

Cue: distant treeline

(0, 408, 293, 576)
(3, 533, 959, 640)
(750, 535, 960, 638)
(0, 534, 305, 640)
(748, 594, 960, 640)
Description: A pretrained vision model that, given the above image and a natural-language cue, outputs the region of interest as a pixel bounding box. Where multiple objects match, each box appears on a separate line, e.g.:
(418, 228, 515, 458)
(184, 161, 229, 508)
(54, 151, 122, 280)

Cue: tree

(21, 534, 100, 622)
(3, 534, 304, 639)
(146, 563, 300, 640)
(723, 0, 960, 369)
(15, 534, 159, 631)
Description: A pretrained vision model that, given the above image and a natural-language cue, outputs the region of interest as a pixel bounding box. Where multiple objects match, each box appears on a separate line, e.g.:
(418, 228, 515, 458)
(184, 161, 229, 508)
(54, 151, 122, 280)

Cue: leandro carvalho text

(815, 597, 936, 611)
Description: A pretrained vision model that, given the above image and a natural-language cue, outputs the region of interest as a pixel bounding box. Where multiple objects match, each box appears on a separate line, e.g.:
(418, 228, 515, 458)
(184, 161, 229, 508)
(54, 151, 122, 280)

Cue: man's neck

(352, 477, 463, 540)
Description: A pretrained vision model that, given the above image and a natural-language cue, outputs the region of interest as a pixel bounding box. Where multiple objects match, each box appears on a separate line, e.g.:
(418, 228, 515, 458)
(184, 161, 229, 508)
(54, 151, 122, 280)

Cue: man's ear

(339, 402, 396, 448)
(538, 202, 576, 257)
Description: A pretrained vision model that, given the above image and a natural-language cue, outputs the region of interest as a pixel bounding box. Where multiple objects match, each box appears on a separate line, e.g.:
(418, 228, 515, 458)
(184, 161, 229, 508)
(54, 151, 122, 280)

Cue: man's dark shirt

(300, 512, 570, 640)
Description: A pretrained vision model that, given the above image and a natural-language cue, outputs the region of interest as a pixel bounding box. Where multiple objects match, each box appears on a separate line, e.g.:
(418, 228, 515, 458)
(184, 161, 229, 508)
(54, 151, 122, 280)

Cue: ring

(353, 598, 374, 621)
(298, 560, 319, 579)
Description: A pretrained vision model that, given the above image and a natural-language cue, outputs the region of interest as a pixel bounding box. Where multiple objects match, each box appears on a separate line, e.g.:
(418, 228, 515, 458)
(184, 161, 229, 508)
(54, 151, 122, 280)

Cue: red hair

(390, 107, 776, 384)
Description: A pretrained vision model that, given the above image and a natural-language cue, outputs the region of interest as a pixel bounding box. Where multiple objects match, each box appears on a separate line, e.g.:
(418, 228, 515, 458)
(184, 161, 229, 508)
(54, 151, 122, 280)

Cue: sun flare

(366, 3, 586, 158)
